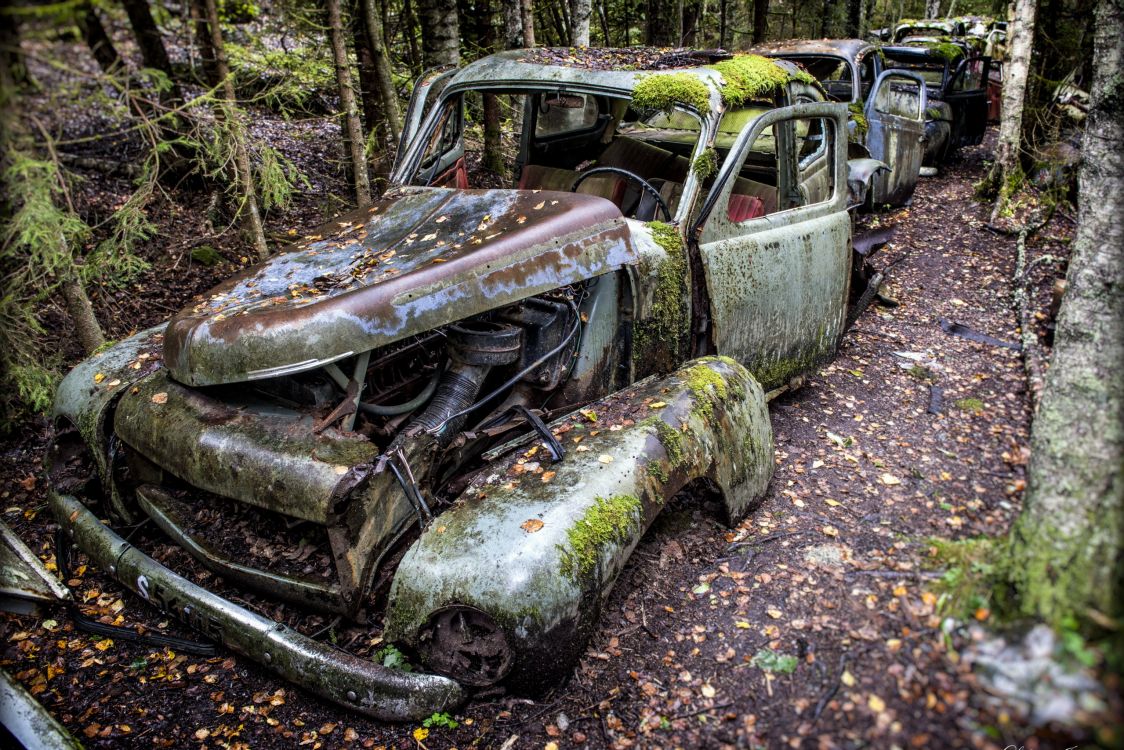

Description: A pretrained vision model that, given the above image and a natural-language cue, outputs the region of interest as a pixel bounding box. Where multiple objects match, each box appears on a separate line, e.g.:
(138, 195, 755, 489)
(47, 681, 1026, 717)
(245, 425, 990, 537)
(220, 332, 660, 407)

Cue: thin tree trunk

(1007, 0, 1124, 625)
(569, 0, 592, 44)
(989, 0, 1037, 219)
(327, 0, 372, 206)
(598, 0, 610, 44)
(61, 279, 105, 355)
(521, 0, 536, 45)
(120, 0, 180, 98)
(719, 0, 728, 47)
(845, 0, 862, 38)
(360, 0, 401, 141)
(401, 0, 424, 74)
(417, 0, 460, 67)
(188, 0, 220, 87)
(753, 0, 769, 44)
(199, 0, 270, 260)
(924, 0, 940, 18)
(77, 3, 122, 75)
(821, 0, 834, 37)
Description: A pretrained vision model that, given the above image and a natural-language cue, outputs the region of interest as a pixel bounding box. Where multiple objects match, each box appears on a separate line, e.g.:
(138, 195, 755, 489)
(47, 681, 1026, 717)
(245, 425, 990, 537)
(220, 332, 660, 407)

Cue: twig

(811, 654, 846, 724)
(670, 701, 734, 721)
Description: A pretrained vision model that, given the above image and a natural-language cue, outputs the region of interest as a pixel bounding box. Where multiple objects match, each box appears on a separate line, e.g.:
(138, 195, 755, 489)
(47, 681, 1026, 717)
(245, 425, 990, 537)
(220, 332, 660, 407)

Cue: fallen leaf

(701, 683, 716, 698)
(151, 392, 168, 405)
(93, 372, 106, 383)
(598, 454, 614, 464)
(766, 608, 782, 619)
(879, 473, 901, 486)
(841, 669, 856, 687)
(521, 519, 545, 533)
(868, 694, 886, 712)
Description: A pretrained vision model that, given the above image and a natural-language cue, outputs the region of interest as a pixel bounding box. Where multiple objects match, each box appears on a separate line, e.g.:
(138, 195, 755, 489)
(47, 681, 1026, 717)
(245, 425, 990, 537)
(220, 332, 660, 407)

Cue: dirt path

(1, 133, 1047, 749)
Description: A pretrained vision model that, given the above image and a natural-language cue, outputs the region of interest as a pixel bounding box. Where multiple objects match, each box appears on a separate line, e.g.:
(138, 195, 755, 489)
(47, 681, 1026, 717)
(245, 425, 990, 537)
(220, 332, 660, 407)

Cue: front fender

(385, 356, 773, 688)
(847, 157, 891, 209)
(51, 326, 167, 520)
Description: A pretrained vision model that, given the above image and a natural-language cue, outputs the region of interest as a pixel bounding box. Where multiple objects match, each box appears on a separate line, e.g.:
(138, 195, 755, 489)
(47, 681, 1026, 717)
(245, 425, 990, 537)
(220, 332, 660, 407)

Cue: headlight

(416, 605, 513, 686)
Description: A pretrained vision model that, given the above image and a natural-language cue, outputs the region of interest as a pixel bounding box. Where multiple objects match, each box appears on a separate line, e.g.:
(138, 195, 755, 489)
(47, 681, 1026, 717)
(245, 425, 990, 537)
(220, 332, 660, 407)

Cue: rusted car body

(48, 48, 859, 720)
(753, 39, 928, 206)
(882, 44, 991, 161)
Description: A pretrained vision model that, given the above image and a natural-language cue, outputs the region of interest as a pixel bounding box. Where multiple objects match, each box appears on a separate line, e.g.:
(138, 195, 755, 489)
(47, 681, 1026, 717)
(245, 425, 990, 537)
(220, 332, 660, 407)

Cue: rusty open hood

(165, 187, 633, 386)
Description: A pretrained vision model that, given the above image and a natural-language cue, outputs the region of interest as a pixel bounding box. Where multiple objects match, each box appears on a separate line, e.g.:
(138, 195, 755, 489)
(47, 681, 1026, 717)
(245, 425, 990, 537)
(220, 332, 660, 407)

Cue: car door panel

(864, 70, 927, 206)
(943, 56, 991, 147)
(695, 103, 852, 391)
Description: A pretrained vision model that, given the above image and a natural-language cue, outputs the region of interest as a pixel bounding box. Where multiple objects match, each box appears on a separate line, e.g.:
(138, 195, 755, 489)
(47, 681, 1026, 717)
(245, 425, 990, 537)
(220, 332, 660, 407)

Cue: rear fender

(385, 355, 773, 687)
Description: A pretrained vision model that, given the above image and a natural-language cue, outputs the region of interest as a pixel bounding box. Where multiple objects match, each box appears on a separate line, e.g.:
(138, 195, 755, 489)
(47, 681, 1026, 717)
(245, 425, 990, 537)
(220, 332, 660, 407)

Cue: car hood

(164, 187, 633, 386)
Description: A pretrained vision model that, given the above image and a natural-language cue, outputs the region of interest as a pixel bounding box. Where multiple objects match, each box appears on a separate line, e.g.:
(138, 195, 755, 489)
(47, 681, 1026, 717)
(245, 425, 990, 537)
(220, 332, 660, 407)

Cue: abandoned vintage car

(753, 39, 928, 206)
(881, 44, 992, 162)
(48, 48, 864, 720)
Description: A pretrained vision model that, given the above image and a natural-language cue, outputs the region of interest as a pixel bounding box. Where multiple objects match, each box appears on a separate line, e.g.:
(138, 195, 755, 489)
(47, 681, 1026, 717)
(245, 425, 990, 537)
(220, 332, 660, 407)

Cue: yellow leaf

(649, 401, 667, 408)
(841, 669, 856, 687)
(93, 373, 106, 384)
(825, 498, 841, 507)
(879, 473, 901, 486)
(822, 525, 839, 537)
(892, 585, 908, 597)
(735, 621, 750, 629)
(413, 727, 429, 741)
(94, 638, 113, 651)
(766, 608, 782, 619)
(521, 519, 544, 533)
(868, 694, 886, 712)
(701, 682, 716, 698)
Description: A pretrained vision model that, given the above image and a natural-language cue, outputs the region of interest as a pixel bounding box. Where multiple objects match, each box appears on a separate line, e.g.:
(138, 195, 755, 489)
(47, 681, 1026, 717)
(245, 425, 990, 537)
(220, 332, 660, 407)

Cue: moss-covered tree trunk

(569, 0, 592, 44)
(988, 0, 1036, 217)
(326, 0, 372, 207)
(417, 0, 460, 67)
(1007, 0, 1124, 625)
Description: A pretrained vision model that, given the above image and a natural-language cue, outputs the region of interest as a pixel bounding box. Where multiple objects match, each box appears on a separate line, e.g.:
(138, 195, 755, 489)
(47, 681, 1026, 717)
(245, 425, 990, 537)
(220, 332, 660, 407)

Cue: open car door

(943, 56, 991, 148)
(393, 65, 458, 171)
(693, 102, 852, 391)
(863, 70, 927, 206)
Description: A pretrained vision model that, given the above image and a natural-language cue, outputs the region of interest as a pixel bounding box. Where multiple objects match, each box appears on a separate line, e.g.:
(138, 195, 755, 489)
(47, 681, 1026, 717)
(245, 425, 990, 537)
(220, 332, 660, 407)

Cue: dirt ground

(0, 35, 1091, 749)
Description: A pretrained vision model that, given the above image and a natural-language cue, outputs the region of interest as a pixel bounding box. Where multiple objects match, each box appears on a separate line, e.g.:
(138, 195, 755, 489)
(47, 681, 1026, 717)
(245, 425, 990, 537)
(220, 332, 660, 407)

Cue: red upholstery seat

(727, 194, 766, 223)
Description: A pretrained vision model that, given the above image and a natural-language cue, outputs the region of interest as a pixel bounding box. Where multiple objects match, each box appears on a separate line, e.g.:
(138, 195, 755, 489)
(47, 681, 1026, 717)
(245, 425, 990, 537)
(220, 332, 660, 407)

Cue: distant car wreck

(49, 47, 870, 720)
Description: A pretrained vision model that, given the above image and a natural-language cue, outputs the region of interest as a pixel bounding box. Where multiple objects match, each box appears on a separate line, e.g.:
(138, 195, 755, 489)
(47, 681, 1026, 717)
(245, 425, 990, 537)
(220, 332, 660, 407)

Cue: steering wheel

(570, 166, 672, 221)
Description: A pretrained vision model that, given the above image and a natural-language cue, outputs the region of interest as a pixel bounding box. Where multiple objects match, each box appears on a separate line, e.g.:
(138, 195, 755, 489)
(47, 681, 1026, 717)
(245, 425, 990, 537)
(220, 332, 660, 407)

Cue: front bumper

(50, 491, 465, 722)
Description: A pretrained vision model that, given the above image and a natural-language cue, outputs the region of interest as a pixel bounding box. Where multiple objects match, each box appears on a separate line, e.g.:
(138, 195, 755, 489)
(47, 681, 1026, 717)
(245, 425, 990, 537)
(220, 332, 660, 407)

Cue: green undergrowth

(225, 40, 334, 114)
(924, 536, 1002, 620)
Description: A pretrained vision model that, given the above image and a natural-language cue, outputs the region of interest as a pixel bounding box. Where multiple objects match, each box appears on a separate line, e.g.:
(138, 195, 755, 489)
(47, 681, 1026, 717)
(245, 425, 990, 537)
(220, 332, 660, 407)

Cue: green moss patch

(634, 221, 689, 374)
(709, 55, 792, 106)
(955, 397, 985, 412)
(848, 102, 869, 139)
(632, 73, 711, 113)
(559, 494, 643, 580)
(691, 147, 718, 179)
(685, 363, 729, 419)
(930, 42, 965, 63)
(642, 415, 688, 470)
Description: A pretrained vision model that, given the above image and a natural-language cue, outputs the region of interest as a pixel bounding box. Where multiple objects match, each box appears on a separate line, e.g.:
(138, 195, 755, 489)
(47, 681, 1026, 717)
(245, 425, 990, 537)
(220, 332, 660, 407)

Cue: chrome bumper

(50, 491, 465, 721)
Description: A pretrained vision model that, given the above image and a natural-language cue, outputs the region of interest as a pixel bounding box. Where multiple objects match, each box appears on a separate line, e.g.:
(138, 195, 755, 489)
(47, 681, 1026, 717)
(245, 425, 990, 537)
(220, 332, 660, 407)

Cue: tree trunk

(753, 0, 769, 44)
(359, 0, 401, 141)
(503, 0, 525, 47)
(924, 0, 940, 18)
(521, 0, 536, 45)
(719, 0, 728, 47)
(989, 0, 1036, 217)
(821, 0, 834, 37)
(845, 0, 862, 38)
(187, 0, 220, 87)
(401, 0, 424, 74)
(417, 0, 460, 67)
(569, 0, 592, 44)
(1007, 0, 1124, 625)
(61, 279, 105, 355)
(120, 0, 179, 93)
(199, 0, 270, 260)
(326, 0, 372, 207)
(77, 3, 122, 75)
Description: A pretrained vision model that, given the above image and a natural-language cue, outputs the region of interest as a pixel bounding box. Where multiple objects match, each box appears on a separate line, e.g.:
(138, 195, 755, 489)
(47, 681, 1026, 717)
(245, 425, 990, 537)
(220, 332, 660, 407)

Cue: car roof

(752, 38, 875, 62)
(446, 48, 811, 105)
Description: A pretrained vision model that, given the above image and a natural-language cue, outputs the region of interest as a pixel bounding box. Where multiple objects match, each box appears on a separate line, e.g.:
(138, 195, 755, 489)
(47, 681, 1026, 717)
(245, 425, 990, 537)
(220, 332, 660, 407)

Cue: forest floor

(0, 34, 1103, 750)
